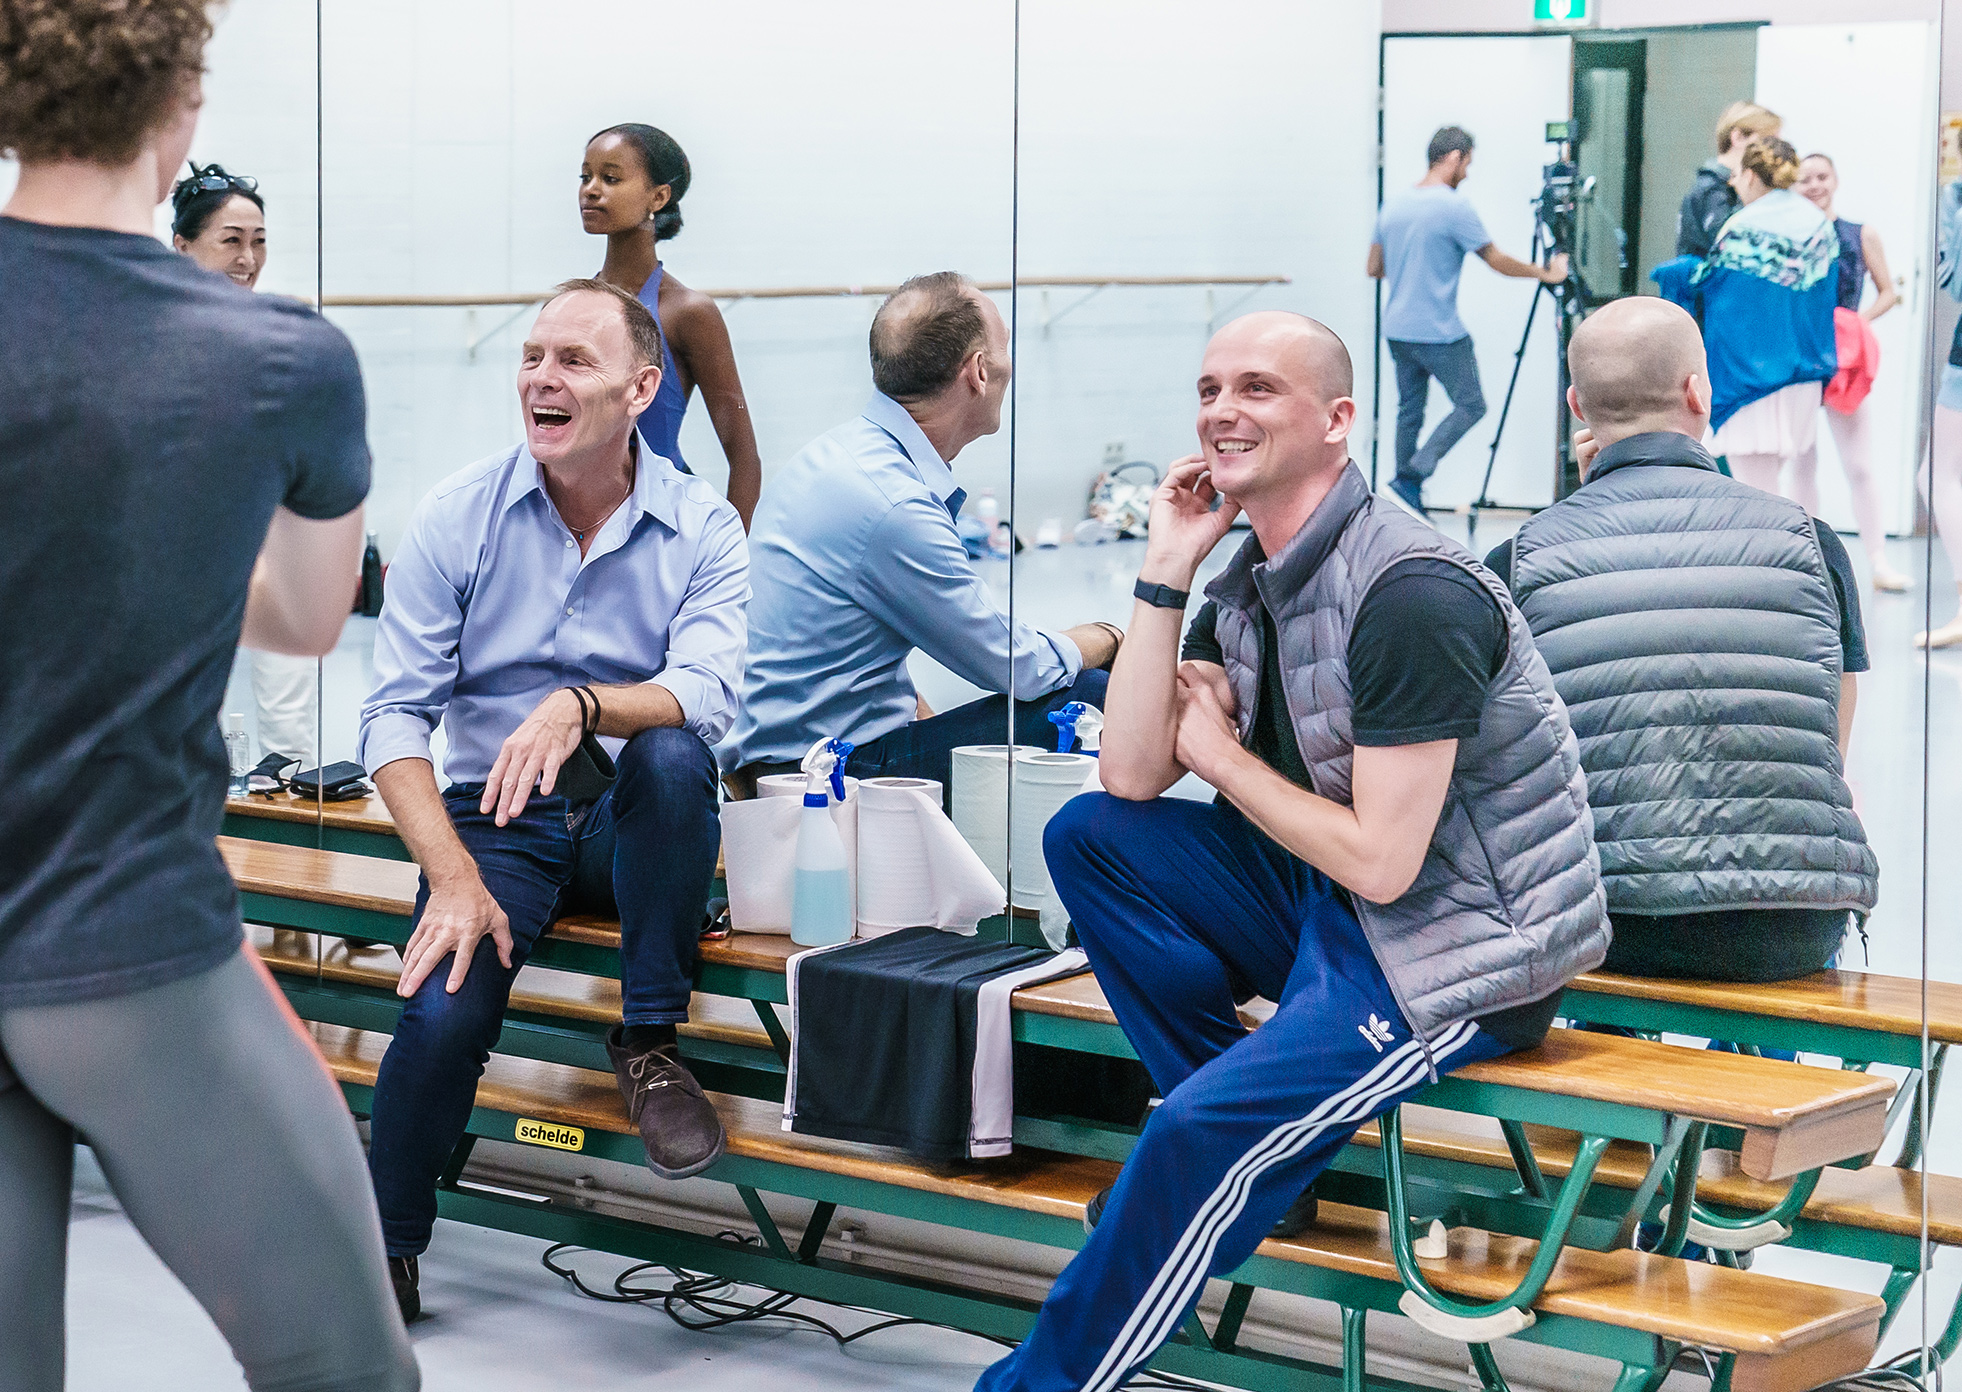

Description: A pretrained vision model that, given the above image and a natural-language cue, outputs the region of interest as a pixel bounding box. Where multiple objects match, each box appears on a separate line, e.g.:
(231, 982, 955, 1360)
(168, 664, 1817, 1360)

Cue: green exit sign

(1534, 0, 1590, 21)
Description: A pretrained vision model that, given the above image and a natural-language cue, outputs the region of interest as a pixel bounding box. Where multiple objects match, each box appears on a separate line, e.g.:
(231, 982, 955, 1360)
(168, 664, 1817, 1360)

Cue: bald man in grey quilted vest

(975, 312, 1606, 1392)
(1485, 296, 1877, 983)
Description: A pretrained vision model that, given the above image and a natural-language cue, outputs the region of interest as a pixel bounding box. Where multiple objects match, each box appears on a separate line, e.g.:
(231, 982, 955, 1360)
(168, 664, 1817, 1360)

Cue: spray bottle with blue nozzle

(791, 737, 855, 947)
(1047, 702, 1105, 792)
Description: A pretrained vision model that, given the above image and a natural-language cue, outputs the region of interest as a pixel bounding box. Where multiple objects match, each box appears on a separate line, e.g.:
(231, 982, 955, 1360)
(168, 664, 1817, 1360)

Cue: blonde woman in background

(171, 163, 320, 764)
(1677, 100, 1781, 258)
(1790, 152, 1911, 593)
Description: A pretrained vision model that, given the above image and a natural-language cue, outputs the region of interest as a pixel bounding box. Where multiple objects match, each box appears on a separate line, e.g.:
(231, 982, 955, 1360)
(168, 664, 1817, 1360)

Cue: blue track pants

(976, 794, 1509, 1392)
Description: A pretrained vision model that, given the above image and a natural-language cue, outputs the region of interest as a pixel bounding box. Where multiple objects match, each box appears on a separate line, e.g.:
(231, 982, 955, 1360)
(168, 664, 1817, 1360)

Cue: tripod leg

(1472, 282, 1546, 513)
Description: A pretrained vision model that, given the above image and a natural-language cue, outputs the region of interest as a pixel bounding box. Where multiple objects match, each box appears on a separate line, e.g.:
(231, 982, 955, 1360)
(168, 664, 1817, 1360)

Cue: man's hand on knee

(398, 876, 514, 998)
(481, 689, 586, 826)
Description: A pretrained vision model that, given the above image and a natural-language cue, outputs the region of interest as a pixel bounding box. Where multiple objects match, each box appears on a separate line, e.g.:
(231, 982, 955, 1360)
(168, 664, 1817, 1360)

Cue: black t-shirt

(1181, 560, 1560, 1049)
(1484, 490, 1869, 982)
(0, 217, 369, 1007)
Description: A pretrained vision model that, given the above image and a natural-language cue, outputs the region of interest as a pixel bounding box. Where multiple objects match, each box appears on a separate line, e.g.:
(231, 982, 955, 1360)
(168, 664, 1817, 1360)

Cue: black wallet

(289, 761, 372, 802)
(556, 733, 617, 806)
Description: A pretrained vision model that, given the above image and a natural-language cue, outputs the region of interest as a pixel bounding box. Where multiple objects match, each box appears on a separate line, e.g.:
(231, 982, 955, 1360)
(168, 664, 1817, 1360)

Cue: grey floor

(172, 514, 1962, 1385)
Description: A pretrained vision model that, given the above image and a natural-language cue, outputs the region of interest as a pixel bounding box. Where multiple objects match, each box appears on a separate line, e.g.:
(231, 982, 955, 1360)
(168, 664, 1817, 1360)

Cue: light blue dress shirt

(1373, 186, 1493, 343)
(359, 443, 749, 786)
(722, 393, 1081, 770)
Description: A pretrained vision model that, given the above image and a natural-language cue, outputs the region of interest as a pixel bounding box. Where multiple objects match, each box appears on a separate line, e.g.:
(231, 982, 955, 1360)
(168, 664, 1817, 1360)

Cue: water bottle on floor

(223, 713, 252, 798)
(791, 738, 855, 948)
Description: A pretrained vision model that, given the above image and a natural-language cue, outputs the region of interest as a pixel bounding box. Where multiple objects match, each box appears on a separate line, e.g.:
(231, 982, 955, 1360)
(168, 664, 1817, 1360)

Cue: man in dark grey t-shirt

(0, 1, 418, 1385)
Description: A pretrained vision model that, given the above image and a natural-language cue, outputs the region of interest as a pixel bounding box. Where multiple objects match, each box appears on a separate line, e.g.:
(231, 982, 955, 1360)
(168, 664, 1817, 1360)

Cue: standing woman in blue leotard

(583, 123, 762, 527)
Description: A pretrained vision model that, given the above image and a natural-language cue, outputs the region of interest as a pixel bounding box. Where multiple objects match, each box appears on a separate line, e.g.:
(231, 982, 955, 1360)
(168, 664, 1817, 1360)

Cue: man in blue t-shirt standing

(1368, 126, 1569, 515)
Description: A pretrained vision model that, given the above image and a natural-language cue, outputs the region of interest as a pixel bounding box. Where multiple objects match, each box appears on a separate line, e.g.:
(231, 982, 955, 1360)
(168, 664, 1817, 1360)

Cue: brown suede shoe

(604, 1025, 727, 1179)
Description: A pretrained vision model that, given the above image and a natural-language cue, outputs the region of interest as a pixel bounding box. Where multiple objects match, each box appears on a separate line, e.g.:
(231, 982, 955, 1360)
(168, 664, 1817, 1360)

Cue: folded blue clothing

(782, 926, 1089, 1161)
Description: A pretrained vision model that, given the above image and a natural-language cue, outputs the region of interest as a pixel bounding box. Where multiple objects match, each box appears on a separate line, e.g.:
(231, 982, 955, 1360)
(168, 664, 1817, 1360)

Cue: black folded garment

(783, 926, 1089, 1161)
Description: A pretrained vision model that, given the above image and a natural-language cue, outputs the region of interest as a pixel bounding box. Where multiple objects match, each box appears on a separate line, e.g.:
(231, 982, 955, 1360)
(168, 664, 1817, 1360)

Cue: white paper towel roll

(1009, 753, 1097, 912)
(720, 775, 858, 934)
(950, 744, 1040, 885)
(857, 777, 1005, 936)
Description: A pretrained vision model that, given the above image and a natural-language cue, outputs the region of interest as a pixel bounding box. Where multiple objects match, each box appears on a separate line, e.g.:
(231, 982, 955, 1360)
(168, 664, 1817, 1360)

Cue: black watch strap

(1133, 578, 1191, 610)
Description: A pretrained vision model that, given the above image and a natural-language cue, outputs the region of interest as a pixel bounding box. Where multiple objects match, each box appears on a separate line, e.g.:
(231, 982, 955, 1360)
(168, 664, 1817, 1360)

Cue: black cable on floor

(539, 1241, 1219, 1390)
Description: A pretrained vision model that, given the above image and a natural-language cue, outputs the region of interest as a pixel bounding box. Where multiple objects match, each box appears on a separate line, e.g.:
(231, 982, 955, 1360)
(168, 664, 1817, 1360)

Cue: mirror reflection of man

(1488, 297, 1876, 983)
(1367, 125, 1569, 518)
(358, 279, 748, 1322)
(724, 272, 1117, 796)
(975, 312, 1606, 1392)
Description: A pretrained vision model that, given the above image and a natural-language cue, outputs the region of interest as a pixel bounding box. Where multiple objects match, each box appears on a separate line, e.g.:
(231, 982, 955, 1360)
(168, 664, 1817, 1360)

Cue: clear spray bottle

(790, 737, 856, 947)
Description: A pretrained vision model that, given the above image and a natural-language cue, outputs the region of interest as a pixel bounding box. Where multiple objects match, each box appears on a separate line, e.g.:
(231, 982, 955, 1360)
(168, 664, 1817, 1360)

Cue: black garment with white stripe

(783, 927, 1088, 1161)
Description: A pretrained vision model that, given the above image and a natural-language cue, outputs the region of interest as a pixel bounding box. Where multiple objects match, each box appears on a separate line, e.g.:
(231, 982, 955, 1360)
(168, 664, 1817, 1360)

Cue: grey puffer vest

(1508, 434, 1877, 916)
(1205, 463, 1608, 1042)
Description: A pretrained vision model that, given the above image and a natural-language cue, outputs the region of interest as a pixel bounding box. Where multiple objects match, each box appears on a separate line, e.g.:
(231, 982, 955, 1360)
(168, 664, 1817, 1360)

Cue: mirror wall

(86, 0, 1953, 1372)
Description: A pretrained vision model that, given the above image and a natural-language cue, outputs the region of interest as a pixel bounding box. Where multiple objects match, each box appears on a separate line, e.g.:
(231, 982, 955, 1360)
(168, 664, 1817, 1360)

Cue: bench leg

(735, 1184, 795, 1262)
(437, 1135, 478, 1189)
(1341, 1305, 1367, 1392)
(1381, 1107, 1609, 1339)
(1874, 1264, 1921, 1344)
(797, 1201, 837, 1264)
(1609, 1346, 1679, 1392)
(1889, 1270, 1962, 1377)
(1497, 1120, 1549, 1201)
(1895, 1043, 1948, 1172)
(1211, 1282, 1254, 1354)
(752, 1000, 792, 1064)
(1467, 1342, 1513, 1392)
(1608, 1116, 1704, 1252)
(1677, 1164, 1819, 1253)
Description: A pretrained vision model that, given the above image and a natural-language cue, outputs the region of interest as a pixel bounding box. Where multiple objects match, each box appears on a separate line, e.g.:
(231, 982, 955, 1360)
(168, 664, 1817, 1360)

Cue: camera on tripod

(1536, 120, 1593, 276)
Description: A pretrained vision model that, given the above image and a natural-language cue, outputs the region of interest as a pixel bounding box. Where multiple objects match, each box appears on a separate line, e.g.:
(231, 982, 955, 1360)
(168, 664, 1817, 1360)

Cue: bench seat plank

(305, 1021, 1880, 1375)
(1570, 970, 1962, 1047)
(252, 927, 767, 1048)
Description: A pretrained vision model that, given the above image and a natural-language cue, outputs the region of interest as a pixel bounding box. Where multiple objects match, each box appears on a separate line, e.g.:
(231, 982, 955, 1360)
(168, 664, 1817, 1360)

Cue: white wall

(159, 0, 1381, 562)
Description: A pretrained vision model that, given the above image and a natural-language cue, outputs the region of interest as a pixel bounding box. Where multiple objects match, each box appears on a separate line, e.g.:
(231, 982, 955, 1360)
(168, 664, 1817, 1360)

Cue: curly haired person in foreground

(0, 1, 418, 1387)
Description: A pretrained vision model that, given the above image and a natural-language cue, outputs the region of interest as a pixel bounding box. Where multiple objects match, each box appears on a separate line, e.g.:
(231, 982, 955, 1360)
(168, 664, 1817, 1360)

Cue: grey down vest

(1204, 463, 1608, 1041)
(1508, 439, 1878, 916)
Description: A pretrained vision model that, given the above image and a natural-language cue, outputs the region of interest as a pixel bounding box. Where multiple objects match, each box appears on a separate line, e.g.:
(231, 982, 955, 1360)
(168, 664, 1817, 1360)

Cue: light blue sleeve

(648, 503, 751, 746)
(1456, 196, 1492, 254)
(853, 497, 1082, 699)
(357, 498, 465, 777)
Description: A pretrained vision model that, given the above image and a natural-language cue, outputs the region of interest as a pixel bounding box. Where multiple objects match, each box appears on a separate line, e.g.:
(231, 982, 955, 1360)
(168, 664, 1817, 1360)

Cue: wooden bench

(224, 833, 1900, 1357)
(1334, 1103, 1962, 1370)
(308, 1019, 1884, 1392)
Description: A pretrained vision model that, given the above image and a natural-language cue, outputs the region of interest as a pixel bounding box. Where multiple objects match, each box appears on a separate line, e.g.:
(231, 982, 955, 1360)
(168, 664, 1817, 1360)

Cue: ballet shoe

(1871, 565, 1913, 594)
(1914, 618, 1962, 650)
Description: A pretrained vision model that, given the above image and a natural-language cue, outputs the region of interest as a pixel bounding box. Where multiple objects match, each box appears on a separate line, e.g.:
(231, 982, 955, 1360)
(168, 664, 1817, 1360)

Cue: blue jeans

(843, 668, 1109, 795)
(976, 794, 1509, 1392)
(367, 726, 720, 1256)
(1390, 335, 1487, 487)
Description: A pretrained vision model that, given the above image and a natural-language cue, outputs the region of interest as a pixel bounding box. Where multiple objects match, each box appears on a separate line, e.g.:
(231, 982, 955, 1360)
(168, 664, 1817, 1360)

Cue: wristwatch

(1133, 578, 1191, 610)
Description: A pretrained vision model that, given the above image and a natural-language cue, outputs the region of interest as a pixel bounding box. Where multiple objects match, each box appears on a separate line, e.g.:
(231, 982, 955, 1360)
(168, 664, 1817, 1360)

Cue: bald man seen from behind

(974, 312, 1607, 1392)
(1486, 297, 1876, 985)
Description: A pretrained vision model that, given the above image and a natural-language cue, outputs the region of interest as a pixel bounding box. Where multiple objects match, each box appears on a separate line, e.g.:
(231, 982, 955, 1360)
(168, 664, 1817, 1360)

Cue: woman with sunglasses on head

(1788, 152, 1912, 594)
(170, 163, 321, 768)
(582, 123, 762, 528)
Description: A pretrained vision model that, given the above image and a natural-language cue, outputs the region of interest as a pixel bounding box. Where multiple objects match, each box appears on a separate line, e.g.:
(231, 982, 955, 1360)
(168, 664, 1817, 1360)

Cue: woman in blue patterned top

(1700, 139, 1840, 497)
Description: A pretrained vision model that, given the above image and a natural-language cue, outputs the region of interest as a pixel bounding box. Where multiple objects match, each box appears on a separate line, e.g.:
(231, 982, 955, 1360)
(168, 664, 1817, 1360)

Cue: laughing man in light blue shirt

(723, 271, 1119, 795)
(356, 280, 745, 1306)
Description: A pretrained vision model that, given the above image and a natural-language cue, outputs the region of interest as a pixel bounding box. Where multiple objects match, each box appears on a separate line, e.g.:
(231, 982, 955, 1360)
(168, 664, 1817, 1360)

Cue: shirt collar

(861, 392, 958, 503)
(1584, 430, 1719, 486)
(500, 436, 678, 534)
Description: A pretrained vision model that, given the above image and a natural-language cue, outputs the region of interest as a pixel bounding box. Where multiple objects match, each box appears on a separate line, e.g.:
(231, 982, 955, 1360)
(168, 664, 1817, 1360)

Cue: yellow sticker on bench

(515, 1118, 585, 1152)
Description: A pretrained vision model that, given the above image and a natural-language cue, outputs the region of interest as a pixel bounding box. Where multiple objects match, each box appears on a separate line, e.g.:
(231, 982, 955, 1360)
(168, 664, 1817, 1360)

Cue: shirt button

(565, 539, 573, 548)
(565, 607, 574, 617)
